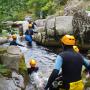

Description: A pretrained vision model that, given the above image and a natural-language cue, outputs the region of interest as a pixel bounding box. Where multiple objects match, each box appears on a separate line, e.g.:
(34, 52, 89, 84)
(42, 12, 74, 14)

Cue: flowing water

(19, 41, 57, 90)
(2, 39, 90, 90)
(1, 37, 58, 90)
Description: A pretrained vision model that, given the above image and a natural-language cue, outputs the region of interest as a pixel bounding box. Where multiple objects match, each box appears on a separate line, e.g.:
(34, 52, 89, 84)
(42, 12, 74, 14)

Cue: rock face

(0, 77, 21, 90)
(0, 46, 22, 71)
(33, 10, 90, 49)
(0, 37, 8, 45)
(45, 16, 55, 37)
(0, 46, 27, 90)
(64, 0, 90, 16)
(33, 16, 73, 46)
(35, 19, 46, 32)
(0, 72, 25, 90)
(55, 16, 73, 35)
(72, 10, 90, 49)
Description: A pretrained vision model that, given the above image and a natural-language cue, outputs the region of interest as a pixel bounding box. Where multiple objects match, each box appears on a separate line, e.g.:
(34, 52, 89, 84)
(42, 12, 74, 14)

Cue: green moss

(19, 55, 27, 76)
(0, 64, 11, 77)
(0, 47, 7, 54)
(87, 6, 90, 11)
(19, 55, 29, 87)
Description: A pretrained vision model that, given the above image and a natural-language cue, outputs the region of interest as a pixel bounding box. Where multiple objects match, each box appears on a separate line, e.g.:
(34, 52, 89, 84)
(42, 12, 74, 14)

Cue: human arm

(16, 41, 25, 47)
(45, 55, 63, 89)
(83, 56, 90, 72)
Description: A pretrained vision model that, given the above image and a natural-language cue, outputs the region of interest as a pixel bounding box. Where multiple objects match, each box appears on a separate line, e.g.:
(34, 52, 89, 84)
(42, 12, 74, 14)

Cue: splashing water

(29, 72, 48, 90)
(18, 41, 57, 90)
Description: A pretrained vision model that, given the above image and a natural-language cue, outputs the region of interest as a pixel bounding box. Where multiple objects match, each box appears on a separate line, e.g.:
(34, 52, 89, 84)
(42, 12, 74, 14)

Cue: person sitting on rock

(10, 34, 24, 47)
(27, 59, 39, 75)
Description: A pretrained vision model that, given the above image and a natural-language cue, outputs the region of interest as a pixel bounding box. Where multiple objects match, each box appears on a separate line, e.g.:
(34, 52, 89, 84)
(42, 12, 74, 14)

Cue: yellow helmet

(12, 34, 17, 39)
(29, 59, 37, 67)
(73, 46, 79, 52)
(28, 24, 32, 28)
(61, 35, 75, 45)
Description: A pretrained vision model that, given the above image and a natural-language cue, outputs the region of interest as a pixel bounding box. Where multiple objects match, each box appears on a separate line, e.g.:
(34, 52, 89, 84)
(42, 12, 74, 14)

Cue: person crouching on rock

(27, 59, 39, 75)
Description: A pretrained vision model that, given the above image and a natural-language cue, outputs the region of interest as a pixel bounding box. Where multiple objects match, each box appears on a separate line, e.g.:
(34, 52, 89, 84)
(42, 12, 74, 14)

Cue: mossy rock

(0, 64, 11, 77)
(19, 55, 27, 76)
(19, 55, 29, 86)
(0, 47, 7, 54)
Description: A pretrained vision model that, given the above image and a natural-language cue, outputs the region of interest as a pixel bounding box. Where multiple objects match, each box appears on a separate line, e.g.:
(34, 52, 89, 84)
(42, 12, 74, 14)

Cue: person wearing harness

(45, 35, 90, 90)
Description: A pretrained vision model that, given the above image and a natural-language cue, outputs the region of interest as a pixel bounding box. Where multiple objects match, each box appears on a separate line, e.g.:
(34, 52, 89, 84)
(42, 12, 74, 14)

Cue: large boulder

(72, 10, 90, 48)
(45, 16, 56, 37)
(64, 0, 90, 16)
(55, 16, 73, 35)
(0, 76, 21, 90)
(0, 47, 7, 54)
(45, 16, 73, 37)
(35, 19, 46, 32)
(0, 46, 27, 90)
(33, 16, 73, 46)
(1, 46, 23, 71)
(0, 37, 8, 45)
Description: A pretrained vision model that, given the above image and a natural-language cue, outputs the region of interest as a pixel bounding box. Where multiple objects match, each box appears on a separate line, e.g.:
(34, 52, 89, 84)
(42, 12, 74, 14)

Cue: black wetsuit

(27, 67, 39, 75)
(10, 40, 23, 46)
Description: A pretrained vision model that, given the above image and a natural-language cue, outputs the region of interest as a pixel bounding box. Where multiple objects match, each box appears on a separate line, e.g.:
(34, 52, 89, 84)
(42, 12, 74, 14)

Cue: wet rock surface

(0, 37, 8, 45)
(0, 45, 27, 90)
(0, 46, 23, 71)
(0, 76, 21, 90)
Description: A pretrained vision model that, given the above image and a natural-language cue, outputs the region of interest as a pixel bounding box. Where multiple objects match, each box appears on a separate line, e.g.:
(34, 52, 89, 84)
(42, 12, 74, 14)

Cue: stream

(18, 40, 57, 90)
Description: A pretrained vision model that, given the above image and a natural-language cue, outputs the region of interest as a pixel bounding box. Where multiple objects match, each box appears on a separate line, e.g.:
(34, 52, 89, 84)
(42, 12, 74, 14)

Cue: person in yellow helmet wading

(45, 35, 90, 90)
(27, 59, 39, 75)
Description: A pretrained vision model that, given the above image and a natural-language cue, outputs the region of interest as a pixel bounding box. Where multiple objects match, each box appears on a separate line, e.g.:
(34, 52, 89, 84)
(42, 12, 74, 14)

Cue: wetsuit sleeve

(83, 57, 90, 70)
(16, 41, 24, 46)
(54, 55, 63, 70)
(45, 55, 63, 89)
(17, 43, 24, 46)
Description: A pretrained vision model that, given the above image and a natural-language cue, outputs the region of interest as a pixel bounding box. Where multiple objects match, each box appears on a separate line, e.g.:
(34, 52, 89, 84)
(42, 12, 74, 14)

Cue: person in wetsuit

(10, 34, 24, 47)
(27, 59, 39, 75)
(45, 35, 90, 90)
(25, 24, 33, 46)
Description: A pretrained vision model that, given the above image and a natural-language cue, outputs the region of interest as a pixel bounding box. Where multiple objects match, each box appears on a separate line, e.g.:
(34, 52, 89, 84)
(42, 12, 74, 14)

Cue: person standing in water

(45, 34, 90, 90)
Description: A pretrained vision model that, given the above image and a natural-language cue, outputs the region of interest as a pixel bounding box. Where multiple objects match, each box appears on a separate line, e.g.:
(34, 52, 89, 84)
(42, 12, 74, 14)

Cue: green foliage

(26, 0, 49, 18)
(0, 0, 68, 22)
(19, 56, 27, 76)
(87, 6, 90, 11)
(0, 0, 28, 32)
(0, 0, 27, 21)
(41, 1, 56, 17)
